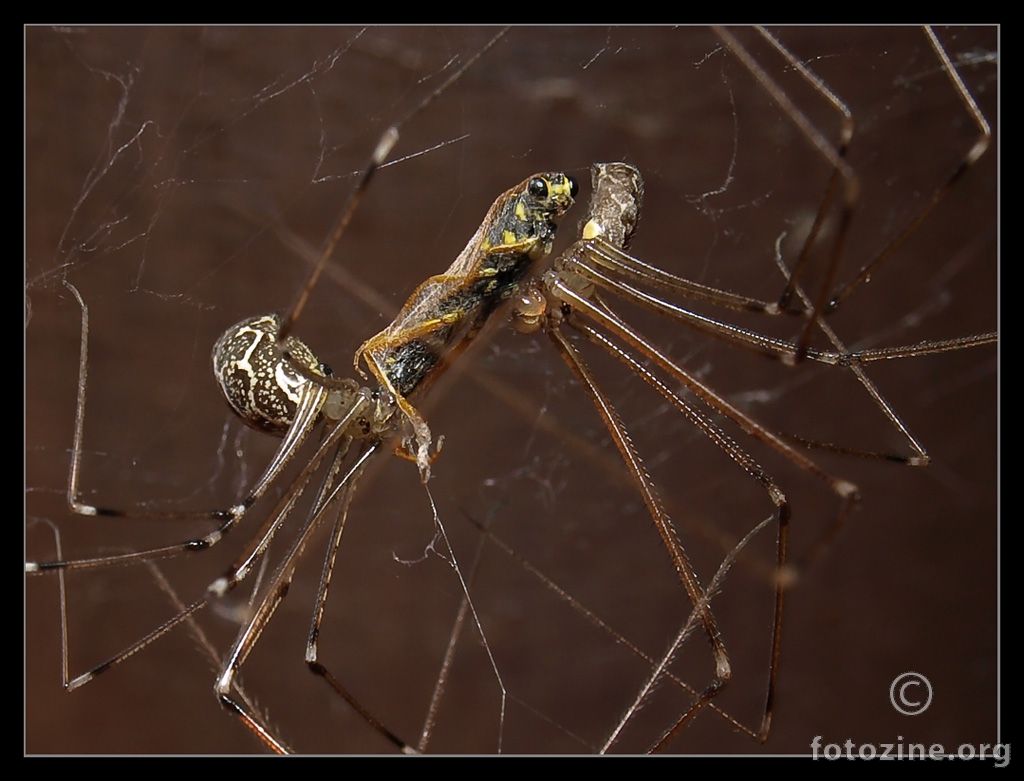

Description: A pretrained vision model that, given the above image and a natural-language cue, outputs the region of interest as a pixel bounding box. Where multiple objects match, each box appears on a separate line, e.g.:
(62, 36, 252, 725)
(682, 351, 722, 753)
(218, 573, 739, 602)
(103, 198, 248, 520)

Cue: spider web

(26, 26, 997, 754)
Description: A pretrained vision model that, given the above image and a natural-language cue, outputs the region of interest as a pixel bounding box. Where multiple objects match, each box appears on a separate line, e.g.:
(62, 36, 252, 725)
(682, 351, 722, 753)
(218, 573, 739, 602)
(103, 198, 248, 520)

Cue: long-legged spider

(26, 27, 997, 753)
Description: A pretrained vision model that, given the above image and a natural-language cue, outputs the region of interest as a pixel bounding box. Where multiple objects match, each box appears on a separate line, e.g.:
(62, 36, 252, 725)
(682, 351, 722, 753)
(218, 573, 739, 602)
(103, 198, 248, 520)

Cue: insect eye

(567, 175, 579, 199)
(528, 177, 549, 200)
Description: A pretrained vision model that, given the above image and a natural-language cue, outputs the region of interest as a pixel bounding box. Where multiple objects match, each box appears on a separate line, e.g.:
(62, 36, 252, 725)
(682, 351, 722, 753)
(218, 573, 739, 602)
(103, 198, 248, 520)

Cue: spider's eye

(528, 177, 548, 201)
(567, 175, 579, 200)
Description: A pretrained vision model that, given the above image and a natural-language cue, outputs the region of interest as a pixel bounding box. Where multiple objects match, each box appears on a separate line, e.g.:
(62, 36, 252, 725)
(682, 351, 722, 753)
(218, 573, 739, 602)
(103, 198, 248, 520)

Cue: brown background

(26, 26, 997, 754)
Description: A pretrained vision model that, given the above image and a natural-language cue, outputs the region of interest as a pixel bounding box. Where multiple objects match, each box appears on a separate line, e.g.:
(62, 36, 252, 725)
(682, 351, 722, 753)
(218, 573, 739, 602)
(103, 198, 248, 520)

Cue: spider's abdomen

(212, 313, 324, 435)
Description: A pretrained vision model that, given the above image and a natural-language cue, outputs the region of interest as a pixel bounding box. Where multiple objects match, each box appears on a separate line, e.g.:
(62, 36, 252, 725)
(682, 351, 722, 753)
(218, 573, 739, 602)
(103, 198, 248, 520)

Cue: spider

(26, 27, 997, 754)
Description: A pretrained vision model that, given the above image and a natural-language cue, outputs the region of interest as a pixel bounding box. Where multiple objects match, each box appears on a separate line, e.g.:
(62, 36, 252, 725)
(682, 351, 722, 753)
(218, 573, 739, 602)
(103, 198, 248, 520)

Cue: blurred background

(26, 26, 997, 754)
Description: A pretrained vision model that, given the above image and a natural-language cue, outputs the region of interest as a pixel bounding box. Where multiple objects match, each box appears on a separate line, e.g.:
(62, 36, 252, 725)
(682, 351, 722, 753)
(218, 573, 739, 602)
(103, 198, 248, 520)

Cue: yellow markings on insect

(352, 171, 578, 480)
(481, 234, 538, 255)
